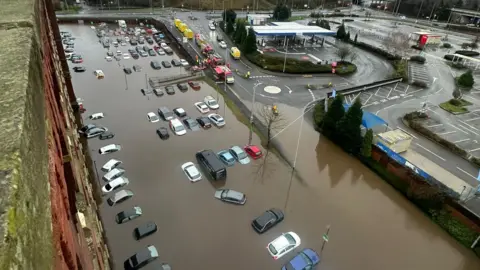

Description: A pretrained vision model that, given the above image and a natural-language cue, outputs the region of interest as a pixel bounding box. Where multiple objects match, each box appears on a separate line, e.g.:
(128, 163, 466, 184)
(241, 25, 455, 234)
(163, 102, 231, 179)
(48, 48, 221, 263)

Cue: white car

(105, 56, 113, 62)
(179, 59, 189, 66)
(219, 41, 227, 49)
(194, 102, 210, 114)
(208, 113, 225, 127)
(160, 42, 169, 49)
(121, 41, 127, 46)
(103, 168, 125, 182)
(123, 53, 130, 59)
(89, 112, 104, 120)
(169, 118, 187, 136)
(125, 37, 130, 42)
(94, 70, 105, 78)
(267, 232, 301, 260)
(156, 49, 165, 55)
(101, 176, 129, 193)
(181, 162, 202, 182)
(116, 50, 122, 56)
(147, 112, 160, 123)
(99, 144, 121, 155)
(102, 159, 122, 172)
(204, 96, 220, 110)
(209, 24, 216, 30)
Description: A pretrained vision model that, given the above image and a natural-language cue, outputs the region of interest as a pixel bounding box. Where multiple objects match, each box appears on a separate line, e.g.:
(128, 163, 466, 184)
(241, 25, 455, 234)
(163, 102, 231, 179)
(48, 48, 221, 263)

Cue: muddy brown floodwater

(61, 24, 480, 270)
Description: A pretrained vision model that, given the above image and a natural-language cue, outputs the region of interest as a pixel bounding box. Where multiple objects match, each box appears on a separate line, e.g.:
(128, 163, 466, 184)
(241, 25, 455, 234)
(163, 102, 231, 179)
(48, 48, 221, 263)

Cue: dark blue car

(281, 248, 320, 270)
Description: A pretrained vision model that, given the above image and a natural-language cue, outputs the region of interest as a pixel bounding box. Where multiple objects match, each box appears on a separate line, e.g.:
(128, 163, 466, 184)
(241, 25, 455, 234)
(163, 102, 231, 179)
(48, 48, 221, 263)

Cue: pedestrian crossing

(250, 75, 276, 79)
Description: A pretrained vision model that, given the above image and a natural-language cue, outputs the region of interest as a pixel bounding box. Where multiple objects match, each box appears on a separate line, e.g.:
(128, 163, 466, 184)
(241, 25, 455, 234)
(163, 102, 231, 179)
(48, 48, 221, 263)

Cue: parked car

(78, 124, 97, 134)
(194, 102, 209, 114)
(217, 150, 236, 166)
(89, 112, 104, 120)
(219, 41, 227, 48)
(169, 118, 187, 136)
(102, 159, 122, 172)
(177, 83, 188, 92)
(208, 113, 225, 127)
(140, 88, 153, 95)
(123, 244, 158, 269)
(196, 116, 212, 129)
(156, 127, 170, 140)
(99, 132, 115, 140)
(244, 145, 263, 159)
(252, 208, 284, 234)
(123, 67, 132, 74)
(102, 168, 125, 182)
(133, 221, 158, 240)
(204, 96, 219, 109)
(164, 47, 173, 54)
(156, 48, 166, 55)
(171, 59, 181, 66)
(147, 112, 160, 123)
(73, 66, 86, 72)
(133, 64, 142, 72)
(158, 107, 175, 121)
(165, 85, 175, 95)
(102, 176, 129, 193)
(161, 60, 172, 68)
(188, 81, 201, 90)
(99, 144, 121, 154)
(214, 189, 246, 205)
(173, 107, 187, 118)
(183, 117, 200, 131)
(267, 232, 301, 260)
(229, 146, 250, 164)
(148, 49, 156, 56)
(150, 60, 162, 70)
(153, 88, 164, 96)
(107, 189, 134, 206)
(115, 206, 142, 224)
(181, 162, 202, 182)
(281, 249, 320, 270)
(179, 59, 189, 66)
(85, 127, 107, 138)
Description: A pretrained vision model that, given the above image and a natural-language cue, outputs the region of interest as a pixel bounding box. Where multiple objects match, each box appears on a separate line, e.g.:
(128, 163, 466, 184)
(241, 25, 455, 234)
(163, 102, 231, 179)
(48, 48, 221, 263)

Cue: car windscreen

(105, 184, 112, 190)
(175, 124, 185, 131)
(285, 234, 297, 244)
(237, 151, 247, 159)
(268, 244, 278, 255)
(209, 100, 218, 106)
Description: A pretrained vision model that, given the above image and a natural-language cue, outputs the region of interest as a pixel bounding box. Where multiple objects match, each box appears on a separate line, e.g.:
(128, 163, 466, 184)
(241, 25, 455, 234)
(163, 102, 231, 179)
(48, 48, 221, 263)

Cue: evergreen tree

(234, 20, 245, 44)
(222, 9, 237, 23)
(354, 33, 358, 43)
(273, 4, 291, 21)
(226, 21, 234, 35)
(335, 98, 363, 154)
(240, 27, 248, 47)
(345, 31, 351, 42)
(336, 24, 346, 40)
(243, 28, 258, 54)
(322, 94, 345, 138)
(361, 129, 373, 158)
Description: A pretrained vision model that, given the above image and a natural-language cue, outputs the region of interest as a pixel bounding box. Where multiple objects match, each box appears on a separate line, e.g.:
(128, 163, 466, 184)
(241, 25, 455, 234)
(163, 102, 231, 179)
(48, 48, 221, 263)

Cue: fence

(326, 78, 403, 98)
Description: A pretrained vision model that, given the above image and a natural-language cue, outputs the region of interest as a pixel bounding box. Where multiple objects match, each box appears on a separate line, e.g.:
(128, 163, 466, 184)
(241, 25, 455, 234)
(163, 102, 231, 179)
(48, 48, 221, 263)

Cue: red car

(244, 145, 263, 160)
(188, 81, 201, 90)
(153, 45, 160, 50)
(72, 58, 83, 63)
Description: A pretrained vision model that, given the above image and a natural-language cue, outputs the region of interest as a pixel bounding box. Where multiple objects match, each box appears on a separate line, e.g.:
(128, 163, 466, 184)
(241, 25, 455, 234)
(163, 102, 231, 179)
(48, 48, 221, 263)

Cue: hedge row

(349, 40, 401, 61)
(246, 53, 357, 74)
(455, 50, 480, 57)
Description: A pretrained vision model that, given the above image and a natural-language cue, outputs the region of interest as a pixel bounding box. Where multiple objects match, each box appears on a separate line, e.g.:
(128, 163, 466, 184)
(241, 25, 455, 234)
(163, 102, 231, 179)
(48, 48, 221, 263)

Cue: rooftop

(377, 129, 412, 144)
(251, 22, 336, 37)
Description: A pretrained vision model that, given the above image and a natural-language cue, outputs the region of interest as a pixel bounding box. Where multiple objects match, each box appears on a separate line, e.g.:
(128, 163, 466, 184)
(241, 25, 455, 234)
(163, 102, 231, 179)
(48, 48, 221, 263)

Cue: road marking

(458, 124, 480, 136)
(397, 127, 418, 139)
(415, 143, 446, 161)
(239, 60, 251, 69)
(363, 93, 373, 105)
(308, 89, 315, 101)
(447, 123, 469, 135)
(285, 85, 293, 94)
(456, 166, 477, 180)
(438, 130, 456, 135)
(454, 138, 470, 143)
(434, 88, 444, 94)
(465, 116, 480, 122)
(426, 123, 443, 128)
(386, 87, 393, 99)
(469, 147, 480, 153)
(374, 87, 385, 98)
(459, 120, 480, 131)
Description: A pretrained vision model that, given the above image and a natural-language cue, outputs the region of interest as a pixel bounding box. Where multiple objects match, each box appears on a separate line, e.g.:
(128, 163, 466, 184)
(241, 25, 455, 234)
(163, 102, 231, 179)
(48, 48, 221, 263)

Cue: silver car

(103, 168, 125, 182)
(107, 189, 134, 206)
(85, 127, 108, 138)
(214, 189, 246, 205)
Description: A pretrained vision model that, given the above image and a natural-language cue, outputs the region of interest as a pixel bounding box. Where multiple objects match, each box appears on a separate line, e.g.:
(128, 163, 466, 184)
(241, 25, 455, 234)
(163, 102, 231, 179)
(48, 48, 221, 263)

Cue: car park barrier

(326, 77, 403, 98)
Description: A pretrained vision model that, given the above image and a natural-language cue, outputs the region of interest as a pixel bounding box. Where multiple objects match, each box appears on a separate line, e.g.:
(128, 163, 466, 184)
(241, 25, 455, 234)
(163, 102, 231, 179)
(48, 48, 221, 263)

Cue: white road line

(426, 108, 441, 116)
(404, 85, 410, 94)
(308, 89, 315, 101)
(426, 123, 443, 128)
(448, 123, 470, 135)
(454, 138, 470, 143)
(415, 143, 446, 161)
(465, 116, 480, 122)
(438, 130, 456, 135)
(434, 88, 444, 94)
(456, 166, 477, 180)
(397, 127, 418, 139)
(386, 87, 393, 99)
(285, 85, 293, 94)
(351, 92, 361, 102)
(464, 95, 480, 102)
(363, 93, 373, 105)
(458, 124, 480, 136)
(407, 89, 425, 95)
(459, 120, 480, 131)
(469, 147, 480, 153)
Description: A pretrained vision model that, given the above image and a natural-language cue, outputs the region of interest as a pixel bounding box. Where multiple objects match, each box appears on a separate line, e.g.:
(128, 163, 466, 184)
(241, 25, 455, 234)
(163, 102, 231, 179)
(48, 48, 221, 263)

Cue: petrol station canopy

(250, 22, 336, 37)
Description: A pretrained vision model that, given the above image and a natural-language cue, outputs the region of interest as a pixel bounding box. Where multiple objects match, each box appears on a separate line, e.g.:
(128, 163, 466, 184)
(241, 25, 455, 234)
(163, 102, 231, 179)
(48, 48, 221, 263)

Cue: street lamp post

(428, 3, 437, 22)
(415, 0, 424, 22)
(150, 0, 153, 14)
(282, 38, 289, 73)
(223, 0, 227, 99)
(319, 225, 331, 260)
(248, 82, 262, 145)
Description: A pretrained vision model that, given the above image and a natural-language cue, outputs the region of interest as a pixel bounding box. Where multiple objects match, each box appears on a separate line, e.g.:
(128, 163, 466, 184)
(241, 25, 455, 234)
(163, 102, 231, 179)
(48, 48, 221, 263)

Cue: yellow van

(230, 47, 241, 60)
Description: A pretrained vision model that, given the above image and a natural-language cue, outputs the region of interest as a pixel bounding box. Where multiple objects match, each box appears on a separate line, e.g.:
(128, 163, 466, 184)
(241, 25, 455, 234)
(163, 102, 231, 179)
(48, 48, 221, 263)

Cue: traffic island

(439, 99, 472, 115)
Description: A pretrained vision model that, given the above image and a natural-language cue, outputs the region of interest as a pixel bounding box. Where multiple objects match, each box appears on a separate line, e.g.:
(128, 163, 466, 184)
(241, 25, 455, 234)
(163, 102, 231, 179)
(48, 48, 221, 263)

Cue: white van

(169, 118, 187, 136)
(103, 168, 126, 182)
(102, 159, 122, 172)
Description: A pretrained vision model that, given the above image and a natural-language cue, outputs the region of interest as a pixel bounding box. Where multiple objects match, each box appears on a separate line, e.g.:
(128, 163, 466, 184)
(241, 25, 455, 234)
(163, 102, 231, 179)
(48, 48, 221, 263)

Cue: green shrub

(403, 111, 428, 121)
(411, 45, 423, 50)
(354, 41, 401, 60)
(410, 55, 426, 64)
(442, 43, 452, 48)
(455, 50, 480, 57)
(430, 209, 479, 248)
(457, 70, 474, 88)
(449, 99, 462, 106)
(444, 54, 454, 61)
(391, 60, 408, 80)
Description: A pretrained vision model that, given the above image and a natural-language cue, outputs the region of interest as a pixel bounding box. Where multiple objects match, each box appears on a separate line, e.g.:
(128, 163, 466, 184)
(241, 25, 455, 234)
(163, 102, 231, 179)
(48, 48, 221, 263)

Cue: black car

(148, 49, 156, 56)
(171, 59, 181, 66)
(73, 66, 86, 72)
(161, 60, 171, 68)
(135, 46, 143, 52)
(99, 132, 115, 140)
(123, 67, 132, 74)
(164, 47, 173, 55)
(150, 60, 161, 70)
(139, 51, 148, 57)
(196, 117, 212, 129)
(251, 208, 284, 234)
(143, 45, 150, 51)
(124, 245, 158, 270)
(138, 38, 145, 44)
(156, 127, 170, 140)
(165, 85, 175, 95)
(78, 124, 96, 134)
(131, 52, 139, 59)
(153, 88, 164, 96)
(141, 88, 153, 95)
(177, 83, 188, 92)
(107, 51, 115, 56)
(183, 117, 200, 131)
(216, 35, 223, 41)
(134, 221, 158, 240)
(130, 39, 138, 45)
(146, 37, 154, 44)
(127, 48, 135, 54)
(133, 65, 142, 72)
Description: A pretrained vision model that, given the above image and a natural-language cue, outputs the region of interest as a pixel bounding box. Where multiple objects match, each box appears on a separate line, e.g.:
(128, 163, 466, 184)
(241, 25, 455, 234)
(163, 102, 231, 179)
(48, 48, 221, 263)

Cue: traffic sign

(322, 234, 329, 242)
(331, 61, 337, 67)
(332, 68, 336, 74)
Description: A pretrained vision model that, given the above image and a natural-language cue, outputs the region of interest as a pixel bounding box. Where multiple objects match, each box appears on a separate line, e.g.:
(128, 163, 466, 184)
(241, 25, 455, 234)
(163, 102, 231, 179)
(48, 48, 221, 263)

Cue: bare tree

(383, 32, 411, 57)
(453, 88, 462, 100)
(349, 51, 358, 63)
(335, 44, 353, 62)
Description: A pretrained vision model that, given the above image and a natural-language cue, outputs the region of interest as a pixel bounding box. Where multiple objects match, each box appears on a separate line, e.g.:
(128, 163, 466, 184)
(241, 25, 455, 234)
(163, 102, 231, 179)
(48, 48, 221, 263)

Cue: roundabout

(263, 85, 282, 94)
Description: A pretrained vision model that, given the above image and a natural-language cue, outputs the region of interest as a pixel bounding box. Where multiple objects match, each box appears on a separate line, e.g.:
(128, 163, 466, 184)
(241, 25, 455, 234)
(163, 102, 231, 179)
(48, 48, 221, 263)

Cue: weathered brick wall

(0, 0, 110, 269)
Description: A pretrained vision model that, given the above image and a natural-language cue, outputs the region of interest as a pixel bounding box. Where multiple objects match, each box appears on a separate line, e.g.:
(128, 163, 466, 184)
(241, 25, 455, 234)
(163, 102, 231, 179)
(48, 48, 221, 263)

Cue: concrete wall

(0, 0, 110, 269)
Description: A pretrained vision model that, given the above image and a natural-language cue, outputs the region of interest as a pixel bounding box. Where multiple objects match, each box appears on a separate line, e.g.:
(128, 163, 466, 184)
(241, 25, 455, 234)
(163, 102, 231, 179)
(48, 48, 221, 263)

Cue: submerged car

(217, 150, 235, 167)
(73, 66, 86, 72)
(244, 145, 263, 160)
(281, 249, 320, 270)
(252, 208, 284, 234)
(214, 189, 246, 205)
(196, 116, 212, 129)
(115, 206, 142, 224)
(194, 102, 209, 114)
(89, 112, 104, 120)
(204, 96, 219, 109)
(267, 232, 301, 260)
(229, 146, 250, 164)
(123, 244, 158, 269)
(99, 132, 115, 140)
(183, 117, 200, 131)
(99, 144, 121, 154)
(107, 189, 134, 206)
(156, 127, 170, 140)
(208, 113, 225, 127)
(85, 127, 108, 138)
(181, 162, 202, 182)
(102, 176, 129, 193)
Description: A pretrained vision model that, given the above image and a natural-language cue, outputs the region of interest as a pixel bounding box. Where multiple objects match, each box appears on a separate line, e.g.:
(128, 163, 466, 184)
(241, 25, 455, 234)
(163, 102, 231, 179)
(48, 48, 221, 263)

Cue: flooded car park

(61, 23, 480, 270)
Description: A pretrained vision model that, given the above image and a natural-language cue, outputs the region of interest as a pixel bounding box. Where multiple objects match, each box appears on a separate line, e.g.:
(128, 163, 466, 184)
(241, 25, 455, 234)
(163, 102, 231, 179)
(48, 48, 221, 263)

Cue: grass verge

(439, 100, 470, 114)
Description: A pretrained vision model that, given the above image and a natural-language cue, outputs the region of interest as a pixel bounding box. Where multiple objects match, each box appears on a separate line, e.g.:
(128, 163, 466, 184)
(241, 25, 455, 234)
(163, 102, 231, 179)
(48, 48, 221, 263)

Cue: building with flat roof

(449, 8, 480, 24)
(251, 22, 336, 37)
